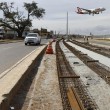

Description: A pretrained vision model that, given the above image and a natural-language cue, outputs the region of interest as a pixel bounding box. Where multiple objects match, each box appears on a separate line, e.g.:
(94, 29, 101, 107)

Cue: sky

(0, 0, 110, 35)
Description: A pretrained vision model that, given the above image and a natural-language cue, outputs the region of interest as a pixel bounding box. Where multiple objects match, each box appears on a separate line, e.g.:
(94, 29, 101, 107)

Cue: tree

(0, 1, 45, 38)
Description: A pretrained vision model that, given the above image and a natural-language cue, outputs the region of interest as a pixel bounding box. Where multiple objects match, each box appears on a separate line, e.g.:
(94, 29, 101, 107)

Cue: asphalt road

(0, 39, 48, 74)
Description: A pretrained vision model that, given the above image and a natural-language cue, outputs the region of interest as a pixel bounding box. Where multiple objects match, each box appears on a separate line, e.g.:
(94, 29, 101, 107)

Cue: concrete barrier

(0, 45, 47, 110)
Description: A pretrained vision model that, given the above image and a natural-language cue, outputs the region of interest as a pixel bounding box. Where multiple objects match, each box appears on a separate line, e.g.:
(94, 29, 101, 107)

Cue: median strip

(0, 45, 47, 110)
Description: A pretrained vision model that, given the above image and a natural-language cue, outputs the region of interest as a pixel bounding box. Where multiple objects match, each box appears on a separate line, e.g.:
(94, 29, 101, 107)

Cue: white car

(24, 33, 41, 45)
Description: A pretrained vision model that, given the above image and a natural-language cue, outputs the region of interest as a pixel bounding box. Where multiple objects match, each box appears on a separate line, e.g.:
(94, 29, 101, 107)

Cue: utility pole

(55, 30, 56, 37)
(66, 12, 69, 40)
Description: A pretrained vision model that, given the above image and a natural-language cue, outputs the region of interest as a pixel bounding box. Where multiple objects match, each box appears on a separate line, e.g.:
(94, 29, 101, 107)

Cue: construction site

(0, 38, 110, 110)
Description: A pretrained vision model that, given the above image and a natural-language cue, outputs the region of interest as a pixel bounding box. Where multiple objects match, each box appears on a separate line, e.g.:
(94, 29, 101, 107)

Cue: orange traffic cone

(46, 44, 53, 54)
(49, 41, 52, 45)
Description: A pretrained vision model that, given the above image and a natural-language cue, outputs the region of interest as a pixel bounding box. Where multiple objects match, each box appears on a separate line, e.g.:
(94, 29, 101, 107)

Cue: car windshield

(27, 34, 37, 37)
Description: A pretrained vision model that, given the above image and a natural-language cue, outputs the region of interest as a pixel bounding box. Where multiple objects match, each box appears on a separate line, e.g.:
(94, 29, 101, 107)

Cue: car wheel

(35, 43, 38, 45)
(38, 40, 41, 45)
(25, 43, 27, 45)
(38, 42, 40, 45)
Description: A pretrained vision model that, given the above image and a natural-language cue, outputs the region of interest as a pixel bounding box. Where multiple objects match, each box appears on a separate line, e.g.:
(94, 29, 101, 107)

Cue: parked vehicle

(0, 33, 4, 39)
(0, 28, 4, 39)
(24, 33, 41, 45)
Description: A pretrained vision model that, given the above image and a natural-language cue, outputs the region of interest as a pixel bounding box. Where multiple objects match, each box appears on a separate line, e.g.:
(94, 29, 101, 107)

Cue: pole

(66, 12, 68, 40)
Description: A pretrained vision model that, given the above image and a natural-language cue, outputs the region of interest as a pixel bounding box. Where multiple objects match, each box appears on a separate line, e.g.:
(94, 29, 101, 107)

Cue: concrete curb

(0, 45, 47, 110)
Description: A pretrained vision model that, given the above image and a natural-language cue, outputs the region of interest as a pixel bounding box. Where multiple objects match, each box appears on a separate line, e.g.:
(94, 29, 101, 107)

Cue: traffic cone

(49, 41, 52, 45)
(46, 44, 53, 54)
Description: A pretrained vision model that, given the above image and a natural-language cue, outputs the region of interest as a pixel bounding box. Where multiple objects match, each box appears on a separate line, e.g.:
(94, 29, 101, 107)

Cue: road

(0, 39, 48, 74)
(76, 38, 110, 48)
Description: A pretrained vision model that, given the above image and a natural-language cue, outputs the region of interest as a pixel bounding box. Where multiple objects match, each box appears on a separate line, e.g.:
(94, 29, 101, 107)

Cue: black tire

(38, 40, 41, 45)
